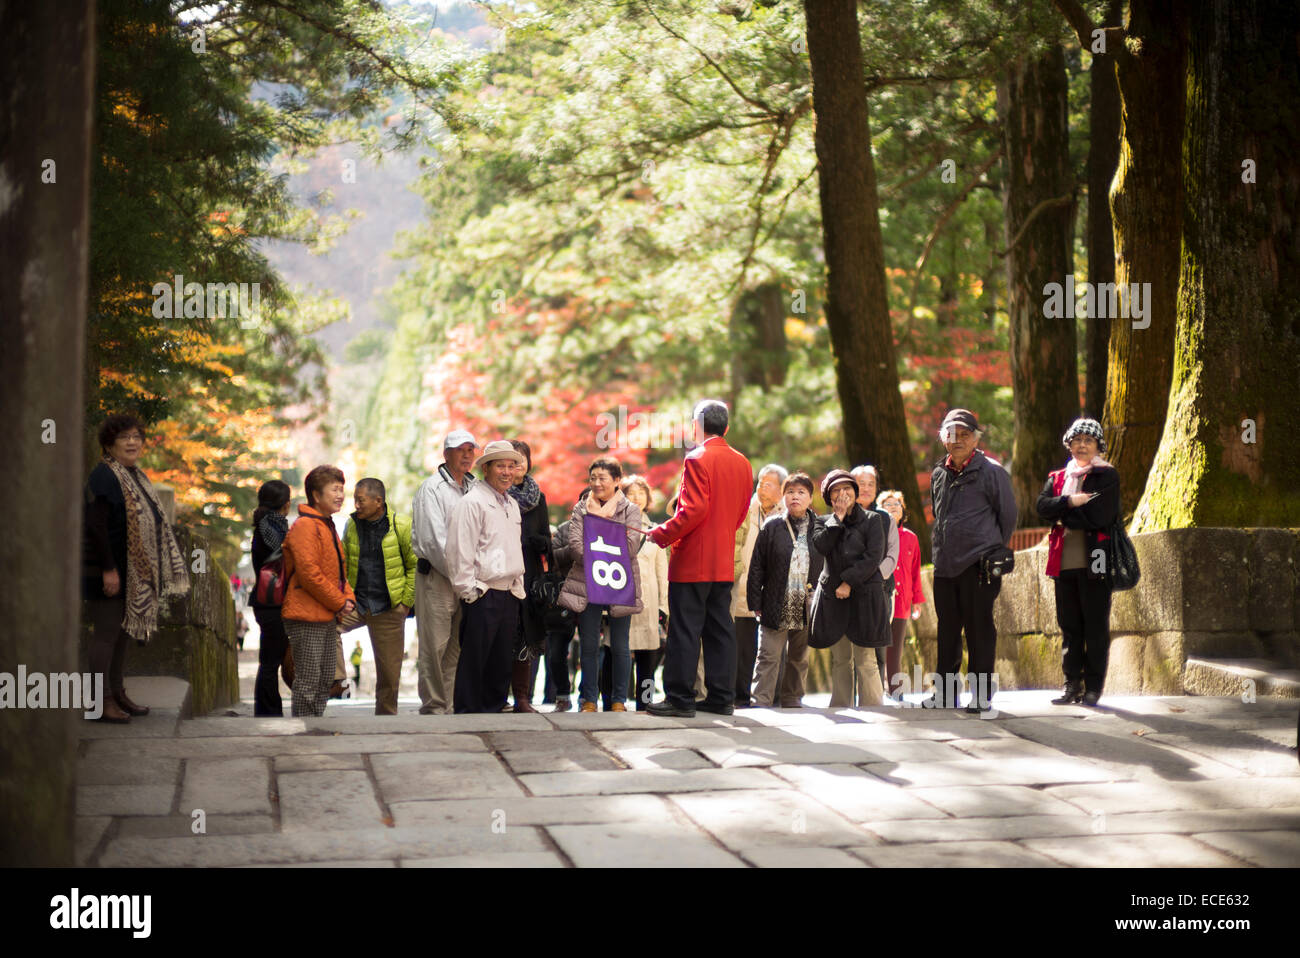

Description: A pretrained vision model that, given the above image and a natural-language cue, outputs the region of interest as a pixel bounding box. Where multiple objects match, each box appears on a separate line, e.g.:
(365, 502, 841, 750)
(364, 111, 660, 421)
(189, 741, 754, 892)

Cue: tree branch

(996, 191, 1075, 258)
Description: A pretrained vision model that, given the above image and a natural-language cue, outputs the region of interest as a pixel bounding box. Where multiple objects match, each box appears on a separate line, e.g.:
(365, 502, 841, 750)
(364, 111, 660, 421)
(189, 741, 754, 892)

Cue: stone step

(1184, 657, 1300, 699)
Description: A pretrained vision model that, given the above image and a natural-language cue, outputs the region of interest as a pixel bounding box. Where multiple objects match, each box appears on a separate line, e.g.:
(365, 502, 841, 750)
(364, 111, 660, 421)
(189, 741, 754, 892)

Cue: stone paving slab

(1140, 731, 1300, 777)
(484, 731, 622, 774)
(546, 822, 746, 867)
(85, 732, 485, 759)
(179, 717, 309, 737)
(613, 746, 717, 770)
(77, 754, 181, 786)
(256, 859, 397, 868)
(1047, 777, 1300, 814)
(308, 714, 552, 734)
(1020, 833, 1241, 867)
(181, 757, 271, 815)
(1191, 830, 1300, 867)
(276, 770, 385, 833)
(274, 753, 366, 772)
(543, 711, 759, 731)
(115, 814, 275, 839)
(865, 807, 1300, 845)
(401, 851, 566, 868)
(905, 784, 1089, 819)
(99, 825, 547, 867)
(77, 784, 175, 817)
(765, 764, 947, 821)
(865, 757, 1123, 788)
(79, 711, 182, 738)
(75, 817, 111, 867)
(388, 794, 679, 829)
(941, 737, 1078, 762)
(738, 846, 869, 868)
(371, 751, 525, 802)
(783, 720, 1011, 743)
(697, 739, 968, 767)
(670, 789, 878, 849)
(848, 840, 1062, 868)
(591, 727, 800, 751)
(519, 766, 783, 797)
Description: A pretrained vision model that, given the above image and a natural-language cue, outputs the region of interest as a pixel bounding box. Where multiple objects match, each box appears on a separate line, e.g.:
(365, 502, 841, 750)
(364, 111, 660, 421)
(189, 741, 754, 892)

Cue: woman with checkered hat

(1035, 417, 1122, 706)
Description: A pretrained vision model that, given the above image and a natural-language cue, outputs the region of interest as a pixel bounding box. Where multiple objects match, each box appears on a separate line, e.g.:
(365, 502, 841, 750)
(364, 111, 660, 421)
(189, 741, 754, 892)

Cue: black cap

(941, 408, 980, 432)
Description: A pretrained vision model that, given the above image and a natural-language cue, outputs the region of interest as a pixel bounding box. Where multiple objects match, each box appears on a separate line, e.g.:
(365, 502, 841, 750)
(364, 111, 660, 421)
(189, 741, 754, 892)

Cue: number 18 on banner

(583, 513, 636, 606)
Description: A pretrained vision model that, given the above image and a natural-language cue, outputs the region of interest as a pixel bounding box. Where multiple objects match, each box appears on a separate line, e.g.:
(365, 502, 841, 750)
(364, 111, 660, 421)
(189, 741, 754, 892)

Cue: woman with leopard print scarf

(82, 414, 190, 723)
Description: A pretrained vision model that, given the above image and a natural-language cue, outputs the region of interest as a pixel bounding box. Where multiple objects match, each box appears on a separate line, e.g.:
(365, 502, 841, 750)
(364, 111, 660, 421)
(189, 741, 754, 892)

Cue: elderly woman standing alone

(82, 414, 190, 722)
(282, 465, 356, 717)
(1036, 418, 1120, 707)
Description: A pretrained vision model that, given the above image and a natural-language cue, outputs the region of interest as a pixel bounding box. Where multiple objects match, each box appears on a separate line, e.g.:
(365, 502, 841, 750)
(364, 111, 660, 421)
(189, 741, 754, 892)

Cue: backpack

(254, 544, 288, 606)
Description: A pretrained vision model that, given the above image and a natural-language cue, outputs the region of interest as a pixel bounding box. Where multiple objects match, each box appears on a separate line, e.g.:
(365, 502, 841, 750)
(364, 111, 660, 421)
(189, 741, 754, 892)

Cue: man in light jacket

(732, 463, 787, 707)
(411, 430, 478, 714)
(929, 408, 1017, 712)
(445, 440, 527, 714)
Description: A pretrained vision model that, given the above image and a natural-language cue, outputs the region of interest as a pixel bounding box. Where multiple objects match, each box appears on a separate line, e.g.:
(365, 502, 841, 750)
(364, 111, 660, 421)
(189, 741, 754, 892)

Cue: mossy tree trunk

(1132, 0, 1300, 530)
(1084, 0, 1123, 419)
(0, 0, 96, 866)
(803, 0, 929, 559)
(998, 44, 1078, 529)
(1098, 1, 1186, 510)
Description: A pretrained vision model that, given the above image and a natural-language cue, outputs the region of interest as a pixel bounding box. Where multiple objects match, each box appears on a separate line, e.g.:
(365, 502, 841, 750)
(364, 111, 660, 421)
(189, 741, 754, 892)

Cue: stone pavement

(75, 678, 1300, 867)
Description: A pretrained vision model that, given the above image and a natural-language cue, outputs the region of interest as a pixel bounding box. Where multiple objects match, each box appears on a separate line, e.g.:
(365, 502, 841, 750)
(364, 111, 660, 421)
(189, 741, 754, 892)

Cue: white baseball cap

(444, 429, 478, 450)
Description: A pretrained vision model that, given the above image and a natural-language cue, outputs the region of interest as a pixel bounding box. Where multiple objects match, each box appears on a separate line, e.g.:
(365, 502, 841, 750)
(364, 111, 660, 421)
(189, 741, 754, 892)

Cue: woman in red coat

(877, 490, 925, 698)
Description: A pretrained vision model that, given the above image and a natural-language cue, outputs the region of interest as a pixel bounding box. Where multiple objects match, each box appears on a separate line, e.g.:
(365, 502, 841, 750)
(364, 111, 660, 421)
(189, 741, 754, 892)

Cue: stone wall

(909, 528, 1300, 695)
(81, 527, 240, 716)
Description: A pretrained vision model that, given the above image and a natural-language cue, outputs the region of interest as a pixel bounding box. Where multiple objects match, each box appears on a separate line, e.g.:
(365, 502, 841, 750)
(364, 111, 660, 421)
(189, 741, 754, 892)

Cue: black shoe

(1082, 690, 1101, 707)
(1052, 682, 1084, 705)
(646, 700, 696, 717)
(695, 700, 735, 716)
(964, 702, 992, 714)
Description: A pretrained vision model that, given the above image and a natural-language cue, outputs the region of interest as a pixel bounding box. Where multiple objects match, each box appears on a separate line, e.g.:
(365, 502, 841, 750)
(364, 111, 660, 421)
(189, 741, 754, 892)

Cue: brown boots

(511, 659, 537, 713)
(115, 689, 150, 716)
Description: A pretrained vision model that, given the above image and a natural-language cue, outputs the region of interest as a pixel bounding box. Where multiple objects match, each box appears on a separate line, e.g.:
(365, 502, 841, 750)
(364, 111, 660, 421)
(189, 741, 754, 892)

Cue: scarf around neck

(257, 512, 289, 553)
(586, 487, 623, 519)
(103, 455, 190, 643)
(508, 473, 542, 512)
(1063, 455, 1110, 496)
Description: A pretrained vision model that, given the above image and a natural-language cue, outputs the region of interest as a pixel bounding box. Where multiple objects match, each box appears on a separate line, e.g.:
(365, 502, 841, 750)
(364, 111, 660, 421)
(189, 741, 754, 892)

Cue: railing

(1009, 527, 1050, 551)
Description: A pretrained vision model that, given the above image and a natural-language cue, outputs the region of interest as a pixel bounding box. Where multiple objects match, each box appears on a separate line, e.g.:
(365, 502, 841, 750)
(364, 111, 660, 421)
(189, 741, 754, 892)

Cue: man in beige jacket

(445, 440, 527, 714)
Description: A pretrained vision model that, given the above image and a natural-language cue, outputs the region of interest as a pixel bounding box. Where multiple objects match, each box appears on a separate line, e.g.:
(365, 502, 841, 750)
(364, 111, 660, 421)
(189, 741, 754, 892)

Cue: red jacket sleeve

(651, 454, 711, 547)
(909, 535, 924, 605)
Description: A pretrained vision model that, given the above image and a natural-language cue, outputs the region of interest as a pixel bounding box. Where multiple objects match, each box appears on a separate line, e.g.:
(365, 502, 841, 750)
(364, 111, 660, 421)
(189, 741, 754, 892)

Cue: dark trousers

(933, 562, 1001, 706)
(87, 596, 129, 696)
(253, 607, 288, 717)
(1054, 570, 1114, 693)
(664, 580, 735, 709)
(885, 617, 908, 695)
(734, 616, 758, 706)
(454, 590, 519, 714)
(545, 623, 576, 698)
(600, 648, 659, 709)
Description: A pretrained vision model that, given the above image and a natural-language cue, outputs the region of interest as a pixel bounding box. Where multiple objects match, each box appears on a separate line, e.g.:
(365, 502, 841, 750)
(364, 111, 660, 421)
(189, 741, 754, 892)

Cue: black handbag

(1108, 524, 1140, 591)
(979, 546, 1015, 584)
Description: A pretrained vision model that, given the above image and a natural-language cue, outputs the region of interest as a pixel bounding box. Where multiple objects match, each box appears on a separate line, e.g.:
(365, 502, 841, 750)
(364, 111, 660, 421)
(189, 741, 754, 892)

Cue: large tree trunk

(0, 0, 96, 866)
(1084, 0, 1122, 419)
(803, 0, 929, 558)
(1132, 0, 1300, 530)
(998, 45, 1078, 529)
(1101, 0, 1186, 512)
(729, 282, 789, 394)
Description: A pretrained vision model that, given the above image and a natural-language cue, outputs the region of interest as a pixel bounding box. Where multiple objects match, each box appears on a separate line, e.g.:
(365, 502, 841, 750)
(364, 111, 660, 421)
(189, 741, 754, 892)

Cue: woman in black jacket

(250, 480, 292, 716)
(1036, 418, 1121, 706)
(508, 440, 552, 713)
(746, 472, 825, 707)
(811, 469, 889, 707)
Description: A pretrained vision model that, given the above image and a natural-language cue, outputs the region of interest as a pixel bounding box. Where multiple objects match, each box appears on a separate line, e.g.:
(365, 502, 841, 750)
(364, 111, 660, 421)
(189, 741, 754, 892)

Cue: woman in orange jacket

(282, 465, 356, 716)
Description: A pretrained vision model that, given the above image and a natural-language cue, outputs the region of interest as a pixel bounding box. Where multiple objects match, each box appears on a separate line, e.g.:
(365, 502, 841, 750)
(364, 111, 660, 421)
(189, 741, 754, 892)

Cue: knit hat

(820, 468, 857, 506)
(1062, 417, 1106, 453)
(474, 440, 526, 471)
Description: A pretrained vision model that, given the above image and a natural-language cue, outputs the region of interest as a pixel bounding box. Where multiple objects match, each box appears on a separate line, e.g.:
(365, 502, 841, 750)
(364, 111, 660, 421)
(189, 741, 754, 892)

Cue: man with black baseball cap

(929, 408, 1017, 712)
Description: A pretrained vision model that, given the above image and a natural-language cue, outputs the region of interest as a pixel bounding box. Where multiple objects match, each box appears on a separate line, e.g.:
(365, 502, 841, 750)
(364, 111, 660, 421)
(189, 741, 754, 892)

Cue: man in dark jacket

(930, 409, 1017, 711)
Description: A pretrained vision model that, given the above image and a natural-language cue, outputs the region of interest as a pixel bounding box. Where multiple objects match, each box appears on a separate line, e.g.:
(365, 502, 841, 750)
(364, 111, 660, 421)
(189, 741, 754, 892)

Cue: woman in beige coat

(622, 476, 669, 709)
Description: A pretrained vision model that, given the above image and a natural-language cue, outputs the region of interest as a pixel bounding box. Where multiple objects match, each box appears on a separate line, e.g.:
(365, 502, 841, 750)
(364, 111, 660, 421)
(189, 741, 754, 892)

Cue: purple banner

(582, 513, 636, 606)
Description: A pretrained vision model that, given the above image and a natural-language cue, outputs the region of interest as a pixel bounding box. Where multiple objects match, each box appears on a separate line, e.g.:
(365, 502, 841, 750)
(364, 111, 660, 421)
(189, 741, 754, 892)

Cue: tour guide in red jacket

(646, 400, 754, 716)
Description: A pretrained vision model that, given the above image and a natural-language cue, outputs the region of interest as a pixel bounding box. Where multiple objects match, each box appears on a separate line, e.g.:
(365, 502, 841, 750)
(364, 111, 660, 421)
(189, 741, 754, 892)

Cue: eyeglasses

(115, 434, 145, 443)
